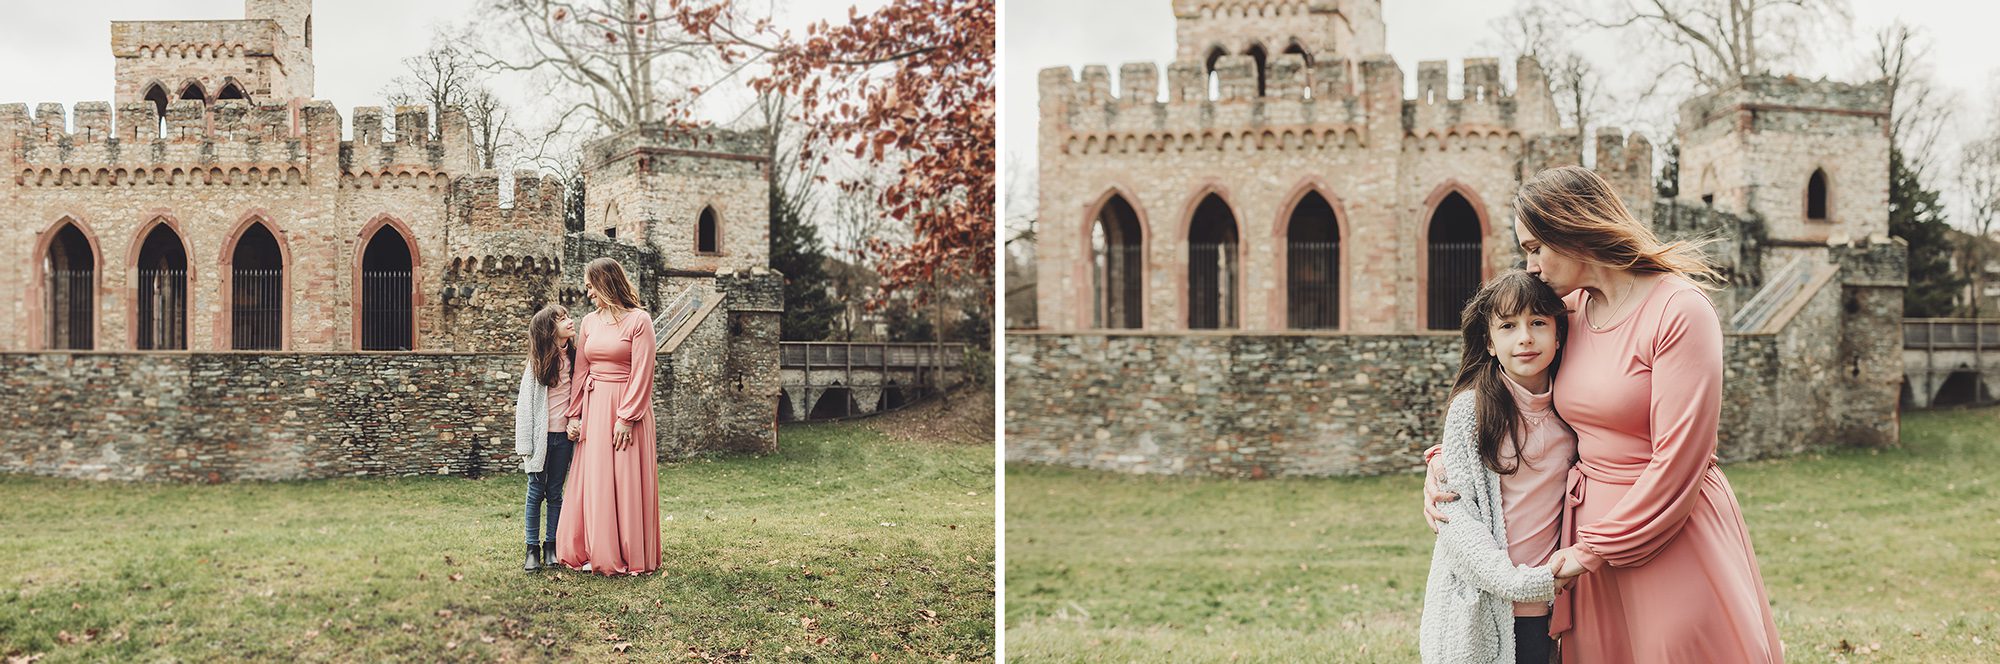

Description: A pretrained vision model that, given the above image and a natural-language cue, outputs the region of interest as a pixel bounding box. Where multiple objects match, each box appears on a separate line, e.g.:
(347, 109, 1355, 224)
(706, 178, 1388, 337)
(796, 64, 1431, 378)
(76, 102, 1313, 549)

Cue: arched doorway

(360, 225, 414, 350)
(1090, 193, 1144, 329)
(229, 222, 284, 350)
(1286, 191, 1340, 329)
(1187, 193, 1239, 329)
(43, 221, 95, 349)
(1426, 191, 1483, 330)
(135, 223, 189, 350)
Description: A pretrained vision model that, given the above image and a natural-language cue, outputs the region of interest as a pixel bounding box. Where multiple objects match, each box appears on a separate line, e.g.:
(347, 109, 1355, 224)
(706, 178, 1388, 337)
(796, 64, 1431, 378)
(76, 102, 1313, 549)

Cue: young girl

(1419, 271, 1589, 664)
(514, 304, 578, 571)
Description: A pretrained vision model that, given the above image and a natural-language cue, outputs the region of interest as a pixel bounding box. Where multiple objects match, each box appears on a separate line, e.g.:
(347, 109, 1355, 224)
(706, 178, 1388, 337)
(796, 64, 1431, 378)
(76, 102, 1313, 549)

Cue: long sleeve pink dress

(1549, 274, 1782, 662)
(553, 308, 661, 575)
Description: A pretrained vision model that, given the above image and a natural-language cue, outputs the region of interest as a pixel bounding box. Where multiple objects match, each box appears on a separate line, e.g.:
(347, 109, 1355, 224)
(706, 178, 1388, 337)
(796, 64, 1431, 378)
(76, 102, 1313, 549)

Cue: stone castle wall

(1005, 237, 1906, 477)
(1035, 54, 1652, 333)
(0, 269, 787, 482)
(0, 101, 481, 352)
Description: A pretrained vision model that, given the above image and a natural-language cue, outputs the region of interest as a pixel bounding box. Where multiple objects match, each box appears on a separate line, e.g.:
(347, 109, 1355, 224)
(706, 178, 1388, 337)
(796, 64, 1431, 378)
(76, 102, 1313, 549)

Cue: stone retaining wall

(1004, 330, 1802, 478)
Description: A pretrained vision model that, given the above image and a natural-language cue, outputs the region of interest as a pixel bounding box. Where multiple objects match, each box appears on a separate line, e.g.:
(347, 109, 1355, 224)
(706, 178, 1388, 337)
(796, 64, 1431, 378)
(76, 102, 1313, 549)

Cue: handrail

(1730, 256, 1811, 332)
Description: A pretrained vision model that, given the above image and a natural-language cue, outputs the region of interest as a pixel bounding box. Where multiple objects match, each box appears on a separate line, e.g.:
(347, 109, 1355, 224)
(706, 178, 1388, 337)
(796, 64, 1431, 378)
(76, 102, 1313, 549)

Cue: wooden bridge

(1903, 319, 2000, 408)
(779, 342, 971, 422)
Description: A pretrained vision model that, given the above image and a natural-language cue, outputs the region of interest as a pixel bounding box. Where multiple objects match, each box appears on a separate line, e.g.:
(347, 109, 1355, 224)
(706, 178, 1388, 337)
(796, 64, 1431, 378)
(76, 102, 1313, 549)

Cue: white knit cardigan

(1418, 390, 1559, 664)
(513, 361, 561, 474)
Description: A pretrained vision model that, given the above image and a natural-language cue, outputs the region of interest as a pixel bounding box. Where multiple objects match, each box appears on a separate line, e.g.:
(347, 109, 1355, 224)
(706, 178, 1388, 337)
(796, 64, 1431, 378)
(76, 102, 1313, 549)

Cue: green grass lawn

(1005, 406, 2000, 662)
(1, 423, 995, 662)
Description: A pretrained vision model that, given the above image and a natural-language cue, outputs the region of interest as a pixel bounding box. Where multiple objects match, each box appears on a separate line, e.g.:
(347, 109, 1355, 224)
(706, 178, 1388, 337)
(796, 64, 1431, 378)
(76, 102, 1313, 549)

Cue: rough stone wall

(1007, 329, 1809, 477)
(583, 125, 770, 274)
(655, 270, 784, 458)
(1034, 54, 1644, 333)
(0, 352, 523, 482)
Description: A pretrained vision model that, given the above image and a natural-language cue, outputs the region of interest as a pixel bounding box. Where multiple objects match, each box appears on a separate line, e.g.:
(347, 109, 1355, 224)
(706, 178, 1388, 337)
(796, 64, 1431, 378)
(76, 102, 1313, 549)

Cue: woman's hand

(566, 421, 581, 442)
(1546, 547, 1589, 589)
(1423, 455, 1459, 533)
(613, 420, 633, 450)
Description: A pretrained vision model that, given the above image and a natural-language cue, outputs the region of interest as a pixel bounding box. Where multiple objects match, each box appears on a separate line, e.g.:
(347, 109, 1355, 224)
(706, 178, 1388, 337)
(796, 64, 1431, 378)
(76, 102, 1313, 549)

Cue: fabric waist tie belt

(1550, 455, 1720, 638)
(578, 372, 633, 395)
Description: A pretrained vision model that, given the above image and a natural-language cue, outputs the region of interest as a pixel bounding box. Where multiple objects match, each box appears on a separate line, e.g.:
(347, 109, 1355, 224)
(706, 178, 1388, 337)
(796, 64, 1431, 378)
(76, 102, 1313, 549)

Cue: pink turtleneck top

(1496, 371, 1577, 617)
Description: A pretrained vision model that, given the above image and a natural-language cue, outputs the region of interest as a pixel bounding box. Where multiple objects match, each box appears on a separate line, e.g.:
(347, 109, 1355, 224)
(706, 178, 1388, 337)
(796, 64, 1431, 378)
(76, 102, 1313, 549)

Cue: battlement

(110, 20, 283, 58)
(1830, 233, 1908, 286)
(1040, 55, 1559, 156)
(446, 170, 566, 270)
(0, 101, 473, 183)
(1679, 74, 1890, 135)
(586, 123, 770, 171)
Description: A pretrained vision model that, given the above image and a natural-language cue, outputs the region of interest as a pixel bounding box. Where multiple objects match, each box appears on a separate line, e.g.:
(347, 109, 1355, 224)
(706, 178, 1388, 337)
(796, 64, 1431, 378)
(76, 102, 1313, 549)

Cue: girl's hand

(566, 421, 581, 442)
(1549, 547, 1589, 581)
(1423, 456, 1459, 532)
(613, 420, 633, 450)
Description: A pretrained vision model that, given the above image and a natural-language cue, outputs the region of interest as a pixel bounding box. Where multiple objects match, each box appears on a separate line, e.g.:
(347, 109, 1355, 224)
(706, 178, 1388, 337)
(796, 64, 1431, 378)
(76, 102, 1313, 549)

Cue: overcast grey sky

(0, 0, 877, 147)
(1000, 0, 2000, 234)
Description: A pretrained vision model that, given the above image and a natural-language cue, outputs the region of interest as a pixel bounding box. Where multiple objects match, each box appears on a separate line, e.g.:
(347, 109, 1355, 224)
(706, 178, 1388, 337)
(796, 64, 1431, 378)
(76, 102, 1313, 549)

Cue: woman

(554, 257, 661, 576)
(1425, 166, 1782, 662)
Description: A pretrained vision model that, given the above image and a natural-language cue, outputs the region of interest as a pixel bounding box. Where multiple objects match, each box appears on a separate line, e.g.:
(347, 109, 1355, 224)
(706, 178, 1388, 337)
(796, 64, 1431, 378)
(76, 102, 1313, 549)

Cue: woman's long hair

(528, 304, 574, 388)
(1513, 165, 1724, 290)
(584, 257, 643, 312)
(1449, 271, 1571, 475)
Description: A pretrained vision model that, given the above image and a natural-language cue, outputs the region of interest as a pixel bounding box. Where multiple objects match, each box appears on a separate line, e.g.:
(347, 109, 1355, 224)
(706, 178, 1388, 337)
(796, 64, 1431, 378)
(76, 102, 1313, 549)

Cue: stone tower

(1676, 76, 1892, 279)
(1173, 0, 1384, 65)
(111, 0, 316, 108)
(581, 123, 772, 275)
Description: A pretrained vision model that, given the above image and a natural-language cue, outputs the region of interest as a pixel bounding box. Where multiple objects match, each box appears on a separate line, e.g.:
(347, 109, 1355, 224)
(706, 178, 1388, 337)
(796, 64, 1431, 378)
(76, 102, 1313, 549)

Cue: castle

(1008, 0, 1908, 477)
(0, 0, 787, 481)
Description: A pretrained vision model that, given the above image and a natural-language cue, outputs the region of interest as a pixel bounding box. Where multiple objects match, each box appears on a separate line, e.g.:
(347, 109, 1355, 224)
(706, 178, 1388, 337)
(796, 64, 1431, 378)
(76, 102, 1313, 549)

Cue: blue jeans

(524, 432, 574, 545)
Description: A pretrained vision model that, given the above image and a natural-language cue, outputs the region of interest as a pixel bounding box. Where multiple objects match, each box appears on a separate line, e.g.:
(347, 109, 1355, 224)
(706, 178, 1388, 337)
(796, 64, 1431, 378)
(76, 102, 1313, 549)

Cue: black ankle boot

(540, 542, 557, 568)
(524, 544, 542, 572)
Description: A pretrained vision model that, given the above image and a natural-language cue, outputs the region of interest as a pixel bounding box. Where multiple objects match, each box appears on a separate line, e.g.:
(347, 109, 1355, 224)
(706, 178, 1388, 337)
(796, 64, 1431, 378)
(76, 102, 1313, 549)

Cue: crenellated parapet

(446, 170, 566, 275)
(1, 100, 475, 187)
(1040, 55, 1561, 159)
(1678, 75, 1890, 142)
(584, 122, 770, 173)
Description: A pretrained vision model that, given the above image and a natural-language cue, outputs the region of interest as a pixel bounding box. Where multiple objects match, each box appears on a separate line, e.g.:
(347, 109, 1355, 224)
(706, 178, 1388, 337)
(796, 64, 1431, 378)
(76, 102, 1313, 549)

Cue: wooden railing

(1903, 319, 2000, 349)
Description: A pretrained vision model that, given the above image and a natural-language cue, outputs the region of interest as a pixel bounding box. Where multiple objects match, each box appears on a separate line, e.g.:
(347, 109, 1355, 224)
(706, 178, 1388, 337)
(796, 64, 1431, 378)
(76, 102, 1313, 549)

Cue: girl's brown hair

(584, 257, 643, 312)
(1513, 165, 1724, 290)
(528, 304, 574, 388)
(1449, 271, 1571, 475)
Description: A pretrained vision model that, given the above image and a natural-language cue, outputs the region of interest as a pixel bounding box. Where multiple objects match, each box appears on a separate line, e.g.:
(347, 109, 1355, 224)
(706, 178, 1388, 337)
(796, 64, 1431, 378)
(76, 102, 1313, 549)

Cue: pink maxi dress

(1550, 274, 1783, 663)
(554, 308, 661, 575)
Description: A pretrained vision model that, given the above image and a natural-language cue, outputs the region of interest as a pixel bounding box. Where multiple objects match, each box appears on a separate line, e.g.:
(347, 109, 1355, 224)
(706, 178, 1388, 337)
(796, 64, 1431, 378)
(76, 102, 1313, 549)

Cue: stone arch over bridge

(778, 342, 969, 422)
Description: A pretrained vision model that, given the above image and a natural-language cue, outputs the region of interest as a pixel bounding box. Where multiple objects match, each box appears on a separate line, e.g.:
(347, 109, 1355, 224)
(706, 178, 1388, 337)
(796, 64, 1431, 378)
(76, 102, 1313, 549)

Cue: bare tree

(468, 0, 737, 133)
(1961, 132, 2000, 317)
(1488, 1, 1608, 150)
(1578, 0, 1850, 93)
(462, 87, 517, 169)
(1002, 152, 1038, 329)
(384, 37, 517, 169)
(1871, 22, 1952, 182)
